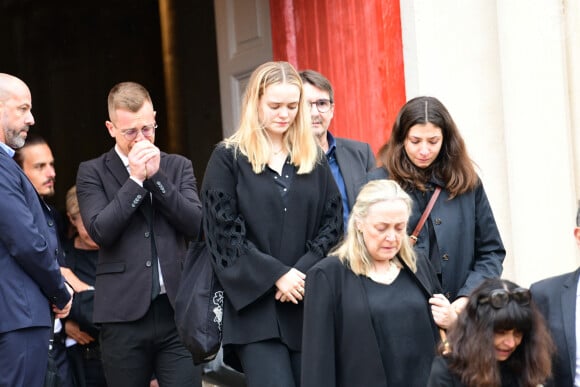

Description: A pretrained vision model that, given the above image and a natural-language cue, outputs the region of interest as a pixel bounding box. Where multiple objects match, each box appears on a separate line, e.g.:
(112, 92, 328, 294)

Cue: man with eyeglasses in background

(299, 70, 376, 230)
(76, 81, 203, 387)
(530, 205, 580, 387)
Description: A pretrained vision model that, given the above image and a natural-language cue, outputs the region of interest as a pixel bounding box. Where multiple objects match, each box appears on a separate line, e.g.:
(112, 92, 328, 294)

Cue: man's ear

(105, 121, 115, 138)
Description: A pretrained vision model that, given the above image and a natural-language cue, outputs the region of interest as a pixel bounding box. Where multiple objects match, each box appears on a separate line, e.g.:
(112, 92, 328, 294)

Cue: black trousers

(99, 294, 201, 387)
(67, 343, 107, 387)
(51, 331, 75, 387)
(234, 339, 301, 387)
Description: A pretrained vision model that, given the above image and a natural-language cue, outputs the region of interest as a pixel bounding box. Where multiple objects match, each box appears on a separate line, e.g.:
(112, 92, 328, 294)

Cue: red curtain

(269, 0, 406, 156)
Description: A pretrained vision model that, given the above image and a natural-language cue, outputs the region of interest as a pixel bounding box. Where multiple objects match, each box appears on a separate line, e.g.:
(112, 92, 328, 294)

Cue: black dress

(363, 269, 438, 387)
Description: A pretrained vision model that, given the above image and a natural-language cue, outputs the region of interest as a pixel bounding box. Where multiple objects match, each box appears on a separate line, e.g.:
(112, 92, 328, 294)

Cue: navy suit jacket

(0, 146, 70, 333)
(76, 147, 202, 323)
(334, 137, 375, 209)
(531, 269, 580, 387)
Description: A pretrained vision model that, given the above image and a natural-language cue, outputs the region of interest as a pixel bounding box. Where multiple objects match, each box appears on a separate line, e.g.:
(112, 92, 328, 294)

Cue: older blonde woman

(201, 61, 343, 387)
(302, 179, 447, 387)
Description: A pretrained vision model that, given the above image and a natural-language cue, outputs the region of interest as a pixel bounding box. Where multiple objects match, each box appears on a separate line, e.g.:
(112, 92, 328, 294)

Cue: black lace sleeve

(296, 189, 343, 273)
(201, 146, 291, 311)
(202, 189, 246, 270)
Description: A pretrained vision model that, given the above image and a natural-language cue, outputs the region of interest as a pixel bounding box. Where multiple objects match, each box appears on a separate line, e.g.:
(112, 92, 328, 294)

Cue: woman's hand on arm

(429, 293, 458, 329)
(275, 268, 306, 304)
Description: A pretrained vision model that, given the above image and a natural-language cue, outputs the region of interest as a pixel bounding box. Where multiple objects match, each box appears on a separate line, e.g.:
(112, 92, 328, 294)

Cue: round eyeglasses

(308, 99, 333, 113)
(118, 123, 158, 141)
(478, 287, 531, 309)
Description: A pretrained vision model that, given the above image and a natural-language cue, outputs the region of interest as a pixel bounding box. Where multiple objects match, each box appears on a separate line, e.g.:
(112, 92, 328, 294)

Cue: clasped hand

(275, 268, 306, 304)
(128, 140, 160, 182)
(52, 282, 74, 319)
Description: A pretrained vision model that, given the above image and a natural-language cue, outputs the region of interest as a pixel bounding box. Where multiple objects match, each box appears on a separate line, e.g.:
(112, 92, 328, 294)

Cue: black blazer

(76, 148, 202, 323)
(334, 137, 376, 208)
(334, 137, 376, 209)
(301, 255, 442, 387)
(531, 268, 579, 387)
(201, 144, 343, 351)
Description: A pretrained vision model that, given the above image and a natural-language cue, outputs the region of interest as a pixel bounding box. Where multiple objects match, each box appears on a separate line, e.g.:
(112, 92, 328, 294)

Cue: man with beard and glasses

(0, 73, 72, 386)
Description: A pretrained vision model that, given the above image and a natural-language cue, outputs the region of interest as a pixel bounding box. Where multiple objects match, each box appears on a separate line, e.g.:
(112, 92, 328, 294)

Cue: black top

(363, 269, 437, 387)
(428, 355, 521, 387)
(265, 158, 295, 204)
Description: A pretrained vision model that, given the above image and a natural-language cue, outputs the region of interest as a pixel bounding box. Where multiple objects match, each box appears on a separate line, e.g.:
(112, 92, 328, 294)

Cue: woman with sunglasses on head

(368, 96, 505, 316)
(427, 278, 555, 387)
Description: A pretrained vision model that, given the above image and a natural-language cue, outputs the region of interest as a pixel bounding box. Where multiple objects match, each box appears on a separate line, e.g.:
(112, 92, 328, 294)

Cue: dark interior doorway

(0, 0, 223, 213)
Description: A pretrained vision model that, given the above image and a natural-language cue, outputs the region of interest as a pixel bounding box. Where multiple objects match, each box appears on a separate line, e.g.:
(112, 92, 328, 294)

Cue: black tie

(143, 196, 161, 300)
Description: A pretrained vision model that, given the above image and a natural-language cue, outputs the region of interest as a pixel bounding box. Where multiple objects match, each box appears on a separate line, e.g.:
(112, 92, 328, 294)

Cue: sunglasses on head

(478, 287, 531, 309)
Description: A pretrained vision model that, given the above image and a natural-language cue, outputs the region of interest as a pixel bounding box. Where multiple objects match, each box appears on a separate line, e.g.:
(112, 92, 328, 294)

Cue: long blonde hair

(332, 179, 417, 275)
(223, 61, 319, 174)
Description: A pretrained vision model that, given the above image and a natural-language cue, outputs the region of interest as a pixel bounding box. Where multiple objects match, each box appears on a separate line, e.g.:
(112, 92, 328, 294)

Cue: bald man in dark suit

(0, 73, 72, 387)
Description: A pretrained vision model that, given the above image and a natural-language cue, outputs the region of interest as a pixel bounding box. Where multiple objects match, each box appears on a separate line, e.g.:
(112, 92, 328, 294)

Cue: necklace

(370, 259, 401, 285)
(271, 145, 285, 155)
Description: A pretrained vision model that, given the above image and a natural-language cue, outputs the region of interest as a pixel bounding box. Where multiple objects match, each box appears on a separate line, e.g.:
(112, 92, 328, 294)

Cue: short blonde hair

(107, 81, 152, 119)
(332, 179, 416, 275)
(65, 185, 79, 215)
(223, 61, 319, 174)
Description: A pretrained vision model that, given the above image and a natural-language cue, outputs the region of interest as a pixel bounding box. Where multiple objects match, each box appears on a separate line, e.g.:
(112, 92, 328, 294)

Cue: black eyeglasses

(478, 288, 531, 309)
(117, 123, 157, 141)
(308, 99, 333, 113)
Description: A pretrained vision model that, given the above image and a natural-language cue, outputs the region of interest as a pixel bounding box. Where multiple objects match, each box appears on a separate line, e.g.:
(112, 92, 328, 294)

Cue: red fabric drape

(270, 0, 406, 156)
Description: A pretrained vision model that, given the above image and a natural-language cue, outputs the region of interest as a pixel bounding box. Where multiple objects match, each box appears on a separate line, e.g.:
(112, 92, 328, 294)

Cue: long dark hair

(381, 96, 478, 198)
(442, 278, 554, 387)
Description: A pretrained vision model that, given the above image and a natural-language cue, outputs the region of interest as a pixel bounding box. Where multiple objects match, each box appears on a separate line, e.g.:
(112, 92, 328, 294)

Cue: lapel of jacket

(561, 269, 580, 377)
(400, 255, 440, 297)
(105, 148, 129, 186)
(333, 139, 356, 208)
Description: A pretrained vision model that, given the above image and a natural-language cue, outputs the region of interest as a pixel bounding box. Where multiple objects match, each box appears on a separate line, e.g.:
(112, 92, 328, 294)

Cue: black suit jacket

(334, 137, 375, 209)
(531, 268, 579, 387)
(76, 147, 202, 323)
